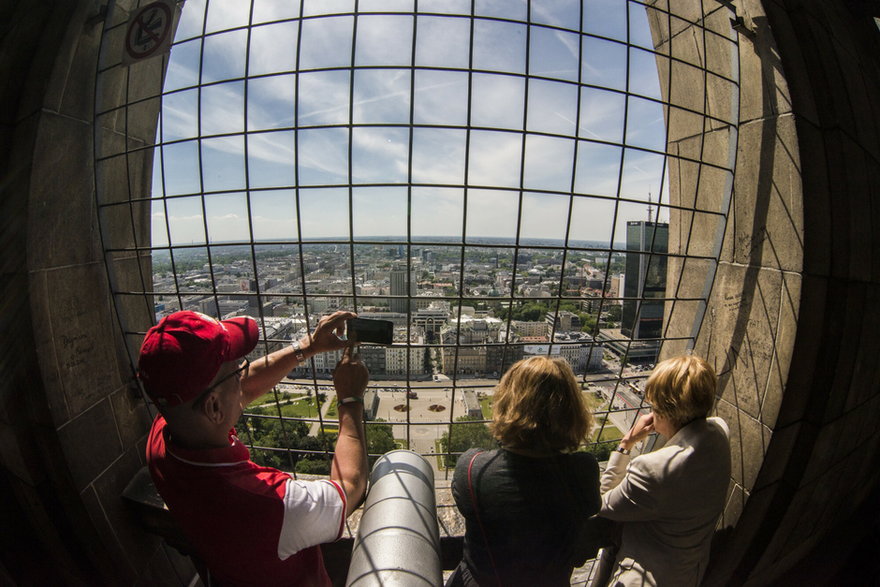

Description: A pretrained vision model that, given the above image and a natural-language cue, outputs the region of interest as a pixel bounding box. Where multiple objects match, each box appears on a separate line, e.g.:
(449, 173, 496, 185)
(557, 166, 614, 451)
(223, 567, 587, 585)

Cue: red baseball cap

(137, 311, 259, 407)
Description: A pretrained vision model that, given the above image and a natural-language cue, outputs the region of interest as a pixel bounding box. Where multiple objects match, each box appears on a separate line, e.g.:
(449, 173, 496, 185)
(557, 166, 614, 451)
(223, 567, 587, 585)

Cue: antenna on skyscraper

(647, 192, 654, 223)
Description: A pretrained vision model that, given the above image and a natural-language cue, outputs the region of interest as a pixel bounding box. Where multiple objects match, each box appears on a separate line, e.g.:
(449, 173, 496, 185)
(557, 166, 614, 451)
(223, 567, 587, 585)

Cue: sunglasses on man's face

(191, 358, 250, 409)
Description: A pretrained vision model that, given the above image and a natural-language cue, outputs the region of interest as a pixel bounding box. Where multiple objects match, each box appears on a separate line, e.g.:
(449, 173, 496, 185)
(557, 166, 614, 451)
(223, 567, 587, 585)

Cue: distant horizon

(149, 235, 630, 257)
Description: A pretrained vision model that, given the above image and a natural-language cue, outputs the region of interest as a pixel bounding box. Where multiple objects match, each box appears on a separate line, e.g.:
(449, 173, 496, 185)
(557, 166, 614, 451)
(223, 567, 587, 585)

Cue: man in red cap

(138, 310, 368, 587)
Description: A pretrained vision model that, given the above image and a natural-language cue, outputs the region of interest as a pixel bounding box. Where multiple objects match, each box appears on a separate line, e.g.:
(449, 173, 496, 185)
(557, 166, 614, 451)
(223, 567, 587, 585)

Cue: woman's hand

(619, 413, 655, 451)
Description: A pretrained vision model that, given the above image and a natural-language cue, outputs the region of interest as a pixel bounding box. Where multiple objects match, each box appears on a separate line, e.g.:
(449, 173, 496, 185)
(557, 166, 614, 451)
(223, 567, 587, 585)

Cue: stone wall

(0, 0, 191, 583)
(652, 0, 880, 583)
(716, 1, 880, 583)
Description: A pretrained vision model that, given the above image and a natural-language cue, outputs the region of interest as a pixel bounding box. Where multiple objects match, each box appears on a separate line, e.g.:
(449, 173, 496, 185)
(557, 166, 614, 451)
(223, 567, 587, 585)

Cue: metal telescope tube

(346, 450, 441, 586)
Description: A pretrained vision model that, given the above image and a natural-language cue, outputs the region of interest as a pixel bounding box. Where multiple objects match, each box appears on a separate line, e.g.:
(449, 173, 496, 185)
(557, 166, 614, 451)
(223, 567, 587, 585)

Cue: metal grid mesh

(94, 0, 739, 498)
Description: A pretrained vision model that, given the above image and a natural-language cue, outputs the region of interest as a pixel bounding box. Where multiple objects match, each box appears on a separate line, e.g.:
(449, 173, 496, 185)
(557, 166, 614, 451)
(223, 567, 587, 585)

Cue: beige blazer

(598, 417, 731, 587)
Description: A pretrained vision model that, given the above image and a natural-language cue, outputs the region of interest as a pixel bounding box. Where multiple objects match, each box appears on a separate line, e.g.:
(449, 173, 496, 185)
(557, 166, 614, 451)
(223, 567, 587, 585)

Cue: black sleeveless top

(451, 448, 601, 586)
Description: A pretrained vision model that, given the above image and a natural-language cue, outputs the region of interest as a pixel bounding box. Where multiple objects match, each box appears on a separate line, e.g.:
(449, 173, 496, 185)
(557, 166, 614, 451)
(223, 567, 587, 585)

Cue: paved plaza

(285, 367, 652, 477)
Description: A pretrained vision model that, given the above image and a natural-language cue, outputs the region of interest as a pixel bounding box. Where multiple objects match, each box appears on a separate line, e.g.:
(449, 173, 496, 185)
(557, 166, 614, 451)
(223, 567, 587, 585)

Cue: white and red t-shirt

(147, 416, 346, 587)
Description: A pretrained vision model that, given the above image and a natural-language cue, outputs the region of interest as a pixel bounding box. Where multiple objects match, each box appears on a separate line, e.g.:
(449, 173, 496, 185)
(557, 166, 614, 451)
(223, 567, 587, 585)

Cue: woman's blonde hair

(645, 354, 717, 428)
(490, 356, 593, 453)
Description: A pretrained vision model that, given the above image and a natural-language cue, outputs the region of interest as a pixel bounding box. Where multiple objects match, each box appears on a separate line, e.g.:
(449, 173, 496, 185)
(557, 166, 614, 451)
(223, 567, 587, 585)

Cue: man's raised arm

(240, 310, 356, 406)
(330, 347, 369, 516)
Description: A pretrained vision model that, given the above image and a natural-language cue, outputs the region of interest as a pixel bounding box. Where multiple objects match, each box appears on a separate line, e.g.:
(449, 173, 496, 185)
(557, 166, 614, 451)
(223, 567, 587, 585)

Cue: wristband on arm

(291, 340, 306, 362)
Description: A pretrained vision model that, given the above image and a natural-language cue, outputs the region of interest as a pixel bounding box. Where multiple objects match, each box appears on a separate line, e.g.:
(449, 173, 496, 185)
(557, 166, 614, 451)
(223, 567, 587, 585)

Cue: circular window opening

(95, 0, 738, 473)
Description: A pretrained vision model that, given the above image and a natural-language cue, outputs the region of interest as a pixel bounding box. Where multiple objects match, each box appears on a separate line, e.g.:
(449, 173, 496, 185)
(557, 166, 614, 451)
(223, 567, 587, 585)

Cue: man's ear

(201, 392, 225, 424)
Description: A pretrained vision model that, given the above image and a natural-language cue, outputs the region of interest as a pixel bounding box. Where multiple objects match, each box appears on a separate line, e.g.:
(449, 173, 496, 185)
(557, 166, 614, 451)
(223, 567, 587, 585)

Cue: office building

(621, 220, 669, 341)
(389, 265, 414, 313)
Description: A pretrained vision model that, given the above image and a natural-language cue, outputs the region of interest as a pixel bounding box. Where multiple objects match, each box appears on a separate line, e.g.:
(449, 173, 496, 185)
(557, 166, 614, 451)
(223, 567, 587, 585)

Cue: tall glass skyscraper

(621, 221, 669, 341)
(390, 265, 414, 313)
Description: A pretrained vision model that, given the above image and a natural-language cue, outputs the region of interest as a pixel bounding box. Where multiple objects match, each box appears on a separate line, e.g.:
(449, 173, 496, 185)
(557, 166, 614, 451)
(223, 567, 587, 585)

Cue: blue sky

(151, 0, 670, 247)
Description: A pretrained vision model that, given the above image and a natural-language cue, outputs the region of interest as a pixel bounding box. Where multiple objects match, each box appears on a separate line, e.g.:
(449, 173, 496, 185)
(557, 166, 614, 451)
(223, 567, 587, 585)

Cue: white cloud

(248, 21, 299, 76)
(415, 15, 470, 68)
(411, 129, 466, 185)
(297, 70, 350, 125)
(248, 132, 296, 167)
(466, 189, 519, 239)
(352, 69, 411, 124)
(579, 88, 625, 142)
(251, 214, 299, 240)
(467, 131, 523, 188)
(200, 82, 245, 135)
(523, 135, 574, 193)
(471, 73, 524, 130)
(520, 192, 570, 239)
(204, 0, 251, 34)
(297, 128, 349, 185)
(251, 0, 303, 24)
(529, 0, 580, 30)
(351, 127, 410, 183)
(355, 14, 412, 67)
(161, 92, 198, 140)
(411, 187, 464, 238)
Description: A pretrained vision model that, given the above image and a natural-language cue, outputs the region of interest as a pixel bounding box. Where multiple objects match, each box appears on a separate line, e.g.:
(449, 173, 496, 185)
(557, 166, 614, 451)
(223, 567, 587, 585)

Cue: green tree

(366, 419, 397, 466)
(605, 304, 622, 322)
(297, 432, 331, 454)
(439, 416, 497, 468)
(558, 301, 579, 313)
(500, 301, 550, 322)
(584, 442, 614, 462)
(244, 410, 337, 470)
(249, 447, 287, 470)
(244, 411, 309, 448)
(580, 313, 598, 332)
(295, 458, 332, 475)
(423, 347, 432, 375)
(291, 430, 337, 475)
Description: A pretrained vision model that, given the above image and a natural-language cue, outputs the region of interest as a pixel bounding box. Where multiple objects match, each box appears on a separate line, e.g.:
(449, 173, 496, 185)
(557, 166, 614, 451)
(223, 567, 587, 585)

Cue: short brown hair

(490, 356, 593, 453)
(645, 354, 717, 428)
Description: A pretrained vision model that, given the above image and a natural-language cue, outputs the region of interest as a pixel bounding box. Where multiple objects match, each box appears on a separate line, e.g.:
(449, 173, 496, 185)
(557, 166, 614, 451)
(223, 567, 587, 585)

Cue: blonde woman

(598, 355, 731, 587)
(447, 356, 601, 587)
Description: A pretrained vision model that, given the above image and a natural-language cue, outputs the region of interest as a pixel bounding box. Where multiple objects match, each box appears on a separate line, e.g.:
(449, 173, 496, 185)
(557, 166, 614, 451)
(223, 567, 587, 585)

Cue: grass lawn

(250, 392, 306, 408)
(434, 439, 445, 469)
(592, 417, 623, 443)
(479, 395, 493, 418)
(277, 400, 319, 419)
(582, 390, 604, 411)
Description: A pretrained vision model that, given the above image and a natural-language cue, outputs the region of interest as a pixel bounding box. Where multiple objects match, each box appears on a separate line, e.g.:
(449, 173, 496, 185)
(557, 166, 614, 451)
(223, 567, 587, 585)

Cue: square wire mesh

(95, 0, 739, 488)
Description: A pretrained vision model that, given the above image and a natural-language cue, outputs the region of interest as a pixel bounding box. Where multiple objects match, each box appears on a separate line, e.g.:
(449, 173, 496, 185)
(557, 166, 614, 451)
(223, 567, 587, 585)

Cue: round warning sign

(125, 1, 174, 62)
